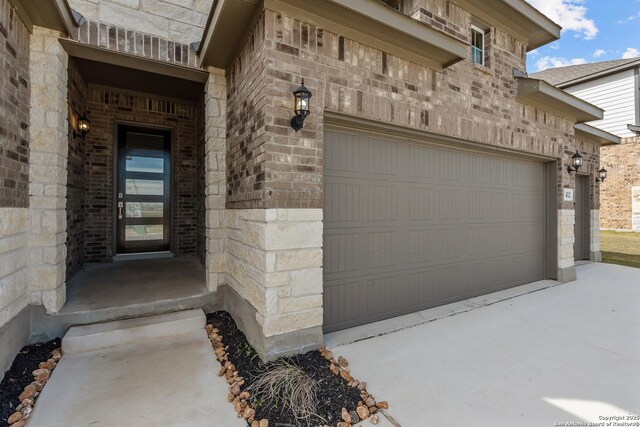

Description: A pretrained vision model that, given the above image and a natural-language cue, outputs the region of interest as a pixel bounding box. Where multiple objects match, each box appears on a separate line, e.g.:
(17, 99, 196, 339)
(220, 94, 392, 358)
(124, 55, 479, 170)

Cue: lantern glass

(599, 167, 607, 180)
(572, 151, 583, 167)
(78, 114, 90, 136)
(293, 79, 311, 118)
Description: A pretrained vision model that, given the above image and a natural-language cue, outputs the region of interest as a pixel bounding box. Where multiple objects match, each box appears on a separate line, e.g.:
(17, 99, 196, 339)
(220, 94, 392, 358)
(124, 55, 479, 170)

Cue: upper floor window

(471, 25, 485, 66)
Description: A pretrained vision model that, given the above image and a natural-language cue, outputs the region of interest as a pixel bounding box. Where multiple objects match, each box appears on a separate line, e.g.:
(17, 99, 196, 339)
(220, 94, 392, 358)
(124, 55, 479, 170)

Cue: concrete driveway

(328, 263, 640, 427)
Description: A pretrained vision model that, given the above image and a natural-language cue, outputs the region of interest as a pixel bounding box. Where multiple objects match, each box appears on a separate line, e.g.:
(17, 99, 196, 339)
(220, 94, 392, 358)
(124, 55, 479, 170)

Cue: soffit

(454, 0, 560, 51)
(575, 124, 621, 146)
(198, 0, 468, 71)
(8, 0, 77, 36)
(516, 78, 603, 124)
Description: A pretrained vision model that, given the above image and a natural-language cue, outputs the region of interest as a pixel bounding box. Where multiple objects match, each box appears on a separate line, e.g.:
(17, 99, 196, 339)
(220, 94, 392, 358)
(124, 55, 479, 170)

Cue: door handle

(118, 202, 123, 219)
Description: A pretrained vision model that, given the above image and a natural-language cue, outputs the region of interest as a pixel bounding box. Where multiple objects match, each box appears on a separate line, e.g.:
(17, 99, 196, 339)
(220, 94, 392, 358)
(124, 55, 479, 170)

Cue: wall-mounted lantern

(290, 79, 312, 131)
(567, 150, 583, 174)
(596, 167, 608, 183)
(73, 113, 91, 139)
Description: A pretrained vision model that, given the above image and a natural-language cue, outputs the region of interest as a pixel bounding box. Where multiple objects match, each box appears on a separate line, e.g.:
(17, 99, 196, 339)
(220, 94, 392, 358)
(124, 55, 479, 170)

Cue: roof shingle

(530, 58, 640, 87)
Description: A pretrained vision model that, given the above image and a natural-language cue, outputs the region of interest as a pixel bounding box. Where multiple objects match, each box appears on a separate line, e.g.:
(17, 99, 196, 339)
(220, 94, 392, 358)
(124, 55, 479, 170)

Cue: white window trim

(471, 25, 485, 66)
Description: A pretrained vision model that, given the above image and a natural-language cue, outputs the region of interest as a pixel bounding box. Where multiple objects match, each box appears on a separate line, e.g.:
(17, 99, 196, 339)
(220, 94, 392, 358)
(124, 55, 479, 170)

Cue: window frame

(470, 25, 486, 66)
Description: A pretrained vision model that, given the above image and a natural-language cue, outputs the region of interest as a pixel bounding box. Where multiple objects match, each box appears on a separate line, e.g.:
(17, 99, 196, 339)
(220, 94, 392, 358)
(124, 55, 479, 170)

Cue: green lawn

(600, 231, 640, 269)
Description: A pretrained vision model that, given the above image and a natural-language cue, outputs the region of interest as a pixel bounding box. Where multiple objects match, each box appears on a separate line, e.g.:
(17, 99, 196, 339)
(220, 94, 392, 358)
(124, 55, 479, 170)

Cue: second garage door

(323, 129, 547, 332)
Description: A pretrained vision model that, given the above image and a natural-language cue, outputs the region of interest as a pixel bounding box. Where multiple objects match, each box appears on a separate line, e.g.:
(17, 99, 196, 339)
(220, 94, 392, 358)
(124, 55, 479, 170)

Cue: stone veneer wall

(600, 137, 640, 231)
(204, 69, 227, 289)
(84, 87, 199, 261)
(28, 27, 69, 312)
(67, 0, 213, 46)
(0, 0, 30, 327)
(224, 209, 323, 359)
(66, 59, 88, 278)
(0, 209, 29, 328)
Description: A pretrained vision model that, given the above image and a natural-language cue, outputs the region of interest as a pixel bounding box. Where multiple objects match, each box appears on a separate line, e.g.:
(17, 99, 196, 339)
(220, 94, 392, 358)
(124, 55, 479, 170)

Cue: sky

(524, 0, 640, 72)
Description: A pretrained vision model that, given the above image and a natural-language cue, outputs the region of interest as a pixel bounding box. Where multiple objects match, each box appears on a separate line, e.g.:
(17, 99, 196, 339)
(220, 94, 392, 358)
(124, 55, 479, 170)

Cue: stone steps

(62, 308, 205, 355)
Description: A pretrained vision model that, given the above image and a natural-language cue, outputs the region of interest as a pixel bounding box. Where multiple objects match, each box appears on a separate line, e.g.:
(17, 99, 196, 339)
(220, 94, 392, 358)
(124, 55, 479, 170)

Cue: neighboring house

(533, 59, 640, 231)
(0, 0, 621, 372)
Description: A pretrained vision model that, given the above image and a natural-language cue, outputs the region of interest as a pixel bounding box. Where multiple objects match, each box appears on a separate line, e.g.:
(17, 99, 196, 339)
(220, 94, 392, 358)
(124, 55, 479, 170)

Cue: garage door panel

(324, 130, 547, 332)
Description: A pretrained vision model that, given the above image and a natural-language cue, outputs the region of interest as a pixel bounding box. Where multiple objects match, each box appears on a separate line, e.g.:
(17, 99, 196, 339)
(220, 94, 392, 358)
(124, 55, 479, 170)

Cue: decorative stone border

(6, 348, 62, 426)
(205, 323, 269, 427)
(206, 317, 391, 427)
(318, 348, 388, 426)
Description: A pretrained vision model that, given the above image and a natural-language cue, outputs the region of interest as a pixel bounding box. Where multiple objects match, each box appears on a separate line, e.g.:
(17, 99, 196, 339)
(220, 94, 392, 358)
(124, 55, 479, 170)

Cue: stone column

(204, 67, 227, 292)
(27, 28, 69, 312)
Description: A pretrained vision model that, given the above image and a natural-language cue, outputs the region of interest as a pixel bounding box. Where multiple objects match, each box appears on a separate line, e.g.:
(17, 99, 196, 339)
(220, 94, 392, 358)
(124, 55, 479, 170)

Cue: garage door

(323, 129, 546, 332)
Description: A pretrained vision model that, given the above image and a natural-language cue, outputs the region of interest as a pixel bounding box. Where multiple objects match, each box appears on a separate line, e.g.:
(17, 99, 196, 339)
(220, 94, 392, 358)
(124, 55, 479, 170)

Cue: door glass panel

(126, 202, 163, 218)
(125, 225, 164, 241)
(126, 155, 164, 173)
(126, 179, 163, 195)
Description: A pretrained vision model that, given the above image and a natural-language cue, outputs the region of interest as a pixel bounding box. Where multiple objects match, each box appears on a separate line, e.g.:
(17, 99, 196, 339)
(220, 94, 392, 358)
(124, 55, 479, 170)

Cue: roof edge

(557, 58, 640, 88)
(516, 77, 604, 123)
(575, 124, 621, 146)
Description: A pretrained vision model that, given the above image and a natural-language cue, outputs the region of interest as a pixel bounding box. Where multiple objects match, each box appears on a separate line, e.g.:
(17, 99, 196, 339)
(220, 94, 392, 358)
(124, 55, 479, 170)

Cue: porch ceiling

(73, 57, 204, 101)
(62, 40, 207, 101)
(198, 0, 468, 71)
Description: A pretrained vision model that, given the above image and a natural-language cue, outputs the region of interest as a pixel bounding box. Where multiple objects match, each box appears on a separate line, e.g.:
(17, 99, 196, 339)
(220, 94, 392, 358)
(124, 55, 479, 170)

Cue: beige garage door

(323, 129, 546, 332)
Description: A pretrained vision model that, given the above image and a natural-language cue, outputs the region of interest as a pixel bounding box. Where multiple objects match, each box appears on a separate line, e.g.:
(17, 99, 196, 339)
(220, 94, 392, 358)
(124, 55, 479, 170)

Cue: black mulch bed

(207, 312, 362, 427)
(0, 338, 61, 424)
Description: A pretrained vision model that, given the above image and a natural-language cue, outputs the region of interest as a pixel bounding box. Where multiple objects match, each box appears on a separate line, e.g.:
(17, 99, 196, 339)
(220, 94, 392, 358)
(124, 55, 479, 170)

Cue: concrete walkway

(332, 263, 640, 427)
(28, 309, 243, 427)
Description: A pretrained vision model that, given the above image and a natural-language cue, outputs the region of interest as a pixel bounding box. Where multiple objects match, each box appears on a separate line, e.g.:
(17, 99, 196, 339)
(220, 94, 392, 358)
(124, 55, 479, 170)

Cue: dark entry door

(574, 175, 591, 261)
(116, 125, 171, 254)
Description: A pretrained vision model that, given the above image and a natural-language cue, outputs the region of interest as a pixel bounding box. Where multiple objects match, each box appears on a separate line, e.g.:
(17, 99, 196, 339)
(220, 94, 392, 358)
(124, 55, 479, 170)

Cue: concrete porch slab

(28, 309, 243, 427)
(63, 257, 207, 314)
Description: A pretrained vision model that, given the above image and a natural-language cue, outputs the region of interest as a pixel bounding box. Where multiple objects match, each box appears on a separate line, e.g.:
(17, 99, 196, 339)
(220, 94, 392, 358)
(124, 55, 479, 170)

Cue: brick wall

(224, 7, 580, 209)
(0, 0, 30, 208)
(68, 0, 213, 46)
(66, 59, 88, 277)
(75, 18, 198, 69)
(0, 0, 30, 320)
(84, 87, 200, 261)
(600, 137, 640, 230)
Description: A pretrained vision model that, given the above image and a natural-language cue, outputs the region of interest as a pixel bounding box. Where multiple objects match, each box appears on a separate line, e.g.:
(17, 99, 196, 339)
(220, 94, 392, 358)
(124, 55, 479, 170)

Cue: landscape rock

(32, 368, 50, 382)
(340, 370, 353, 382)
(370, 414, 379, 424)
(330, 364, 340, 375)
(341, 407, 351, 423)
(337, 356, 349, 367)
(357, 405, 370, 420)
(205, 324, 214, 333)
(358, 381, 367, 390)
(259, 420, 268, 427)
(7, 412, 23, 424)
(19, 385, 37, 401)
(376, 401, 389, 409)
(366, 397, 376, 407)
(350, 410, 360, 423)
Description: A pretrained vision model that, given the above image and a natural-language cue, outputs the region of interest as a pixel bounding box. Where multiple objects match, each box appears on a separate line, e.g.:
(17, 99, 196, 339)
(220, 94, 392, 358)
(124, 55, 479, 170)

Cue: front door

(116, 125, 171, 254)
(574, 174, 591, 261)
